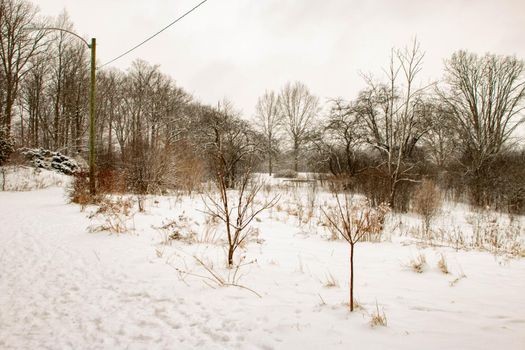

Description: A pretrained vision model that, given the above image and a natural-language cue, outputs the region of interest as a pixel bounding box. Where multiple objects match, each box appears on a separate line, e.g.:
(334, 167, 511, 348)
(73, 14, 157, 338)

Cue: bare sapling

(322, 188, 389, 311)
(203, 167, 279, 267)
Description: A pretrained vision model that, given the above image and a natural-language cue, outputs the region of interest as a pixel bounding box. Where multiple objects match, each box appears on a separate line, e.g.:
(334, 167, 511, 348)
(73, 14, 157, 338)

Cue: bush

(173, 139, 206, 195)
(68, 171, 92, 205)
(21, 148, 80, 175)
(412, 179, 442, 237)
(123, 140, 177, 194)
(441, 150, 525, 214)
(97, 167, 127, 194)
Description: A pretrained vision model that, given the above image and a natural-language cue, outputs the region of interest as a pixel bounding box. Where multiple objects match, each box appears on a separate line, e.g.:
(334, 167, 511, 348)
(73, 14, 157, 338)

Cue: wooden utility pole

(89, 38, 96, 195)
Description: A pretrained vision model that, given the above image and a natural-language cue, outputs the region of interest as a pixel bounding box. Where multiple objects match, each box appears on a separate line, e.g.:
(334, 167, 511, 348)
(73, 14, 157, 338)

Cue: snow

(1, 176, 524, 349)
(0, 165, 70, 191)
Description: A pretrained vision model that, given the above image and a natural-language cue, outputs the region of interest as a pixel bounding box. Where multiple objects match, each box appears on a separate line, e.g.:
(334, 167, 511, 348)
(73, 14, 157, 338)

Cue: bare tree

(203, 155, 279, 267)
(0, 0, 48, 138)
(322, 185, 388, 311)
(420, 100, 459, 167)
(317, 99, 364, 176)
(278, 81, 319, 172)
(357, 39, 431, 209)
(20, 48, 49, 147)
(441, 51, 525, 171)
(45, 12, 89, 153)
(196, 100, 260, 188)
(254, 90, 282, 175)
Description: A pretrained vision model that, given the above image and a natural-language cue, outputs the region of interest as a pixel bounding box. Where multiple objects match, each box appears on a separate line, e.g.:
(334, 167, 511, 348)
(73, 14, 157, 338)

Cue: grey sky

(36, 0, 525, 117)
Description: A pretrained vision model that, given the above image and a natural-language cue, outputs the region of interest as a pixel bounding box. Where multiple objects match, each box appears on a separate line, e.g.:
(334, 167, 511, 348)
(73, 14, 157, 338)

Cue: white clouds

(36, 0, 525, 116)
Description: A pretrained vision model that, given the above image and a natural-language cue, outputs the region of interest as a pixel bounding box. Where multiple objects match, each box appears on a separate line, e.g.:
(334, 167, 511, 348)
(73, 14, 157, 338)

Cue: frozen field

(0, 171, 524, 349)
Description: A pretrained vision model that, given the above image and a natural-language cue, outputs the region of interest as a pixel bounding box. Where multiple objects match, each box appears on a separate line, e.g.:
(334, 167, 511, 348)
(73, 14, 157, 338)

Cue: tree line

(1, 0, 524, 213)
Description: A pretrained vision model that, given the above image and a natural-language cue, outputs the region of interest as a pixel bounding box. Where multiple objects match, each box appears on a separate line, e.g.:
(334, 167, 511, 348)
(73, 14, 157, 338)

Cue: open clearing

(1, 176, 524, 349)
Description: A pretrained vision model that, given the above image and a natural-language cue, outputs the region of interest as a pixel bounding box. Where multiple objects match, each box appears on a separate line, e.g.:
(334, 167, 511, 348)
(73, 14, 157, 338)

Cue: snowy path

(1, 187, 525, 349)
(0, 188, 248, 349)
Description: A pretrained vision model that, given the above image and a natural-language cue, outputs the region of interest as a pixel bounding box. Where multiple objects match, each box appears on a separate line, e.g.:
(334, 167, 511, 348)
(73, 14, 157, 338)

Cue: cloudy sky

(36, 0, 525, 117)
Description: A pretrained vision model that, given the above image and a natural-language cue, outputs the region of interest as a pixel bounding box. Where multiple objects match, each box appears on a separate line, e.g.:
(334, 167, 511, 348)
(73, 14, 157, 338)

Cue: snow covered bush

(21, 148, 80, 175)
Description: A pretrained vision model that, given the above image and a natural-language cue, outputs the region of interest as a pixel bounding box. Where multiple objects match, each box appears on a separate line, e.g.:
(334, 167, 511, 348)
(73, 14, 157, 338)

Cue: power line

(99, 0, 209, 68)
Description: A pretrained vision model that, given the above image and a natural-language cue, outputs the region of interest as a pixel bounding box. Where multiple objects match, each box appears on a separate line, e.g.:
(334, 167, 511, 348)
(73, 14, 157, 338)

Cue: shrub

(88, 196, 134, 234)
(21, 147, 80, 175)
(173, 139, 206, 195)
(97, 167, 127, 194)
(412, 179, 442, 238)
(68, 171, 92, 206)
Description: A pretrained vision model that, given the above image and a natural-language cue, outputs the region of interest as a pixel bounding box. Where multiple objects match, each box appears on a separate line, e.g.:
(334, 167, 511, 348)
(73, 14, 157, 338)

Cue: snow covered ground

(1, 172, 524, 349)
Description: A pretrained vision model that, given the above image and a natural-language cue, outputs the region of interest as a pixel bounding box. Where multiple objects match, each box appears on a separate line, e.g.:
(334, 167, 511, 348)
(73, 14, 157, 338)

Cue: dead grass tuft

(322, 272, 339, 288)
(406, 252, 427, 273)
(437, 253, 449, 274)
(369, 301, 388, 328)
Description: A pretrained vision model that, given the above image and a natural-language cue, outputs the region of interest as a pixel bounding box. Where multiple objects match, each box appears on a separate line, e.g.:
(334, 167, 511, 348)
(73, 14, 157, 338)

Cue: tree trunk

(3, 84, 14, 137)
(389, 176, 397, 209)
(350, 243, 355, 312)
(228, 245, 234, 267)
(294, 139, 299, 172)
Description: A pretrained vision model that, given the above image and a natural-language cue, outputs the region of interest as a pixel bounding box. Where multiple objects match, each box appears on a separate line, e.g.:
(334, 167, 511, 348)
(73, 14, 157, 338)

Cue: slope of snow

(0, 165, 70, 191)
(0, 185, 524, 349)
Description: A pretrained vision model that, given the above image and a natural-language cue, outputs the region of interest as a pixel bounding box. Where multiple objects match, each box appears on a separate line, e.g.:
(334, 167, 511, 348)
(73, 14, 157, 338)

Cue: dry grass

(153, 213, 221, 245)
(431, 212, 524, 258)
(449, 273, 467, 287)
(437, 253, 449, 274)
(407, 252, 427, 273)
(88, 196, 135, 234)
(369, 301, 388, 328)
(171, 254, 261, 298)
(322, 272, 339, 288)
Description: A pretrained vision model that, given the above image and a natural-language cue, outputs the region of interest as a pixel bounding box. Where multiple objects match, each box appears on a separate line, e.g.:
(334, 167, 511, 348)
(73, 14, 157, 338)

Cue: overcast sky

(36, 0, 525, 118)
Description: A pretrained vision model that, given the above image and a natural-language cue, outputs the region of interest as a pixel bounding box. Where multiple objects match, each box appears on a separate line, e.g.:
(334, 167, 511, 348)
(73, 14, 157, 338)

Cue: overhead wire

(99, 0, 209, 68)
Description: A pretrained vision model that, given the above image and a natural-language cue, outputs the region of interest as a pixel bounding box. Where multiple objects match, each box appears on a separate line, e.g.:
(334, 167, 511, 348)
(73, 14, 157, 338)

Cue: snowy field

(1, 169, 524, 349)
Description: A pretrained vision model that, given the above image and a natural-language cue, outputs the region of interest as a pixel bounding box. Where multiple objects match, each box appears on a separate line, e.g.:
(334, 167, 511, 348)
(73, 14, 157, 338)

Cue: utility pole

(89, 38, 96, 195)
